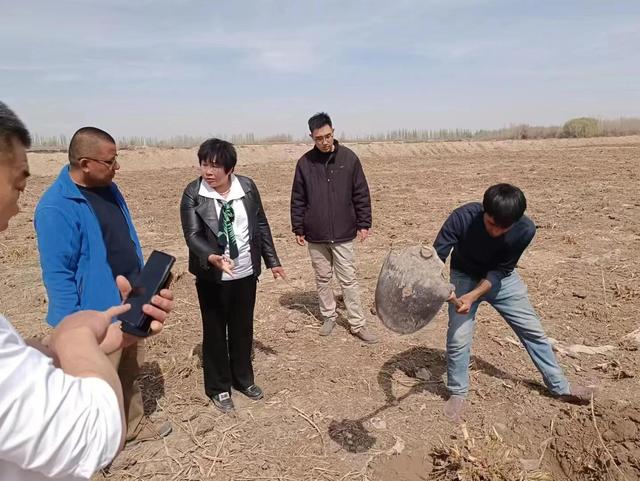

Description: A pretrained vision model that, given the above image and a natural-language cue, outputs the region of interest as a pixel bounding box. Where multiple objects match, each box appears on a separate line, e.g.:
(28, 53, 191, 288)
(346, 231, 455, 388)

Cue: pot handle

(447, 293, 464, 310)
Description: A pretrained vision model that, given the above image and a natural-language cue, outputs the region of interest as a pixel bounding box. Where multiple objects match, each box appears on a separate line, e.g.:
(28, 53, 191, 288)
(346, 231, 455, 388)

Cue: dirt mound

(370, 400, 640, 481)
(371, 425, 552, 481)
(429, 436, 551, 481)
(371, 447, 433, 481)
(548, 400, 640, 480)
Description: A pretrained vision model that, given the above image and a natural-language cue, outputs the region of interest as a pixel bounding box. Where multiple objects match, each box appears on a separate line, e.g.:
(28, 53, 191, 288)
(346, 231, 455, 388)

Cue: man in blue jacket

(0, 100, 174, 481)
(35, 127, 171, 444)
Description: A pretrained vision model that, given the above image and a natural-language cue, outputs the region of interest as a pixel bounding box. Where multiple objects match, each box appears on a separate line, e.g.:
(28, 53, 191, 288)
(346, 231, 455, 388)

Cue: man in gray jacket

(290, 112, 377, 343)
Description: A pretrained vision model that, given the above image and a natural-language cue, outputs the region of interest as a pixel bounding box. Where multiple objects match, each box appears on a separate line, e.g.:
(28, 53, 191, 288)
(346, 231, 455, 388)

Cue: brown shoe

(443, 395, 465, 422)
(559, 385, 597, 405)
(352, 327, 379, 344)
(126, 420, 172, 446)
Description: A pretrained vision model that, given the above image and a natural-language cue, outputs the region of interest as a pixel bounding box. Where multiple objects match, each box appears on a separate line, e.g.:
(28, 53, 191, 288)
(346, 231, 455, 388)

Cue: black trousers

(195, 275, 257, 397)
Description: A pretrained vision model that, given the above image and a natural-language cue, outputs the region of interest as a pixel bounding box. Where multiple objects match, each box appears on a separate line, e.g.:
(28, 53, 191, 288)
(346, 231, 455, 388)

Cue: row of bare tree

(29, 117, 640, 151)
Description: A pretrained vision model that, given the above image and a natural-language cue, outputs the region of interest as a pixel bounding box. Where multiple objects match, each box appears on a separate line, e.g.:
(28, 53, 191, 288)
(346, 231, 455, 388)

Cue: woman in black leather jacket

(180, 138, 285, 413)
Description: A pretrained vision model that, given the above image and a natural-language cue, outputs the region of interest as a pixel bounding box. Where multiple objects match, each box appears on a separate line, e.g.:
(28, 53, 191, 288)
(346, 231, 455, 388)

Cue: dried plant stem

(292, 406, 326, 455)
(590, 396, 628, 481)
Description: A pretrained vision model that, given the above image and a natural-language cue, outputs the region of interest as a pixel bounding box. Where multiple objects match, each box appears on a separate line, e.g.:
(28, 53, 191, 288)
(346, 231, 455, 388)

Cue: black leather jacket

(180, 175, 281, 282)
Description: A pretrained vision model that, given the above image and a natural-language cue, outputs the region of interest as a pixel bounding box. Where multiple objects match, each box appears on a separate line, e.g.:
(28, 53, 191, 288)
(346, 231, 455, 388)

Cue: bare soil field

(2, 137, 639, 480)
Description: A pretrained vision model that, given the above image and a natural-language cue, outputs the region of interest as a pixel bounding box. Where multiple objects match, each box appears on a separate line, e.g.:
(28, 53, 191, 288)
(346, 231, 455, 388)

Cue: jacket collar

(311, 140, 340, 161)
(195, 196, 219, 234)
(55, 165, 120, 201)
(236, 175, 254, 194)
(55, 165, 85, 200)
(194, 175, 256, 237)
(199, 174, 246, 201)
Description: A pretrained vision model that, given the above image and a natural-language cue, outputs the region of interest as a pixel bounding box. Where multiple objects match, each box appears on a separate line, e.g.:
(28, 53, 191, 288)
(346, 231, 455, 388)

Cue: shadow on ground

(279, 290, 353, 330)
(328, 346, 519, 453)
(140, 361, 165, 416)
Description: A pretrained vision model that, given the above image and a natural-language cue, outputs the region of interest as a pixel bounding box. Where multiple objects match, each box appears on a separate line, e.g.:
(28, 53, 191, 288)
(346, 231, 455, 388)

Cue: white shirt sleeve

(0, 316, 123, 479)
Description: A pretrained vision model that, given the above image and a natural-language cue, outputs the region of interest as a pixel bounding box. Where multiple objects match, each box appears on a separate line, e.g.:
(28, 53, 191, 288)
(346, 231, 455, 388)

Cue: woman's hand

(208, 254, 234, 276)
(271, 266, 286, 280)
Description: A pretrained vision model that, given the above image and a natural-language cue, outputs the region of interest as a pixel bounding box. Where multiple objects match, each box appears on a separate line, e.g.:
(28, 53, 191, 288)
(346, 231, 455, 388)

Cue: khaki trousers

(307, 241, 366, 332)
(110, 342, 145, 440)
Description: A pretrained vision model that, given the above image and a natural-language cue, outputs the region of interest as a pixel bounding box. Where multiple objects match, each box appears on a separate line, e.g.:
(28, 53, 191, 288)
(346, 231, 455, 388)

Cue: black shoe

(210, 392, 234, 413)
(237, 384, 264, 400)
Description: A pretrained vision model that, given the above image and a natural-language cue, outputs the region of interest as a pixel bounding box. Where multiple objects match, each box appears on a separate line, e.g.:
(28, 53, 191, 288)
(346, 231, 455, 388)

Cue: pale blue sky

(1, 0, 639, 138)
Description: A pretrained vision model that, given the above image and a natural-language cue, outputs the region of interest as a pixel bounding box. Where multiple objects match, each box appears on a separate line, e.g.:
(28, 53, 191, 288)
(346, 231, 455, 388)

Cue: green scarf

(216, 200, 239, 260)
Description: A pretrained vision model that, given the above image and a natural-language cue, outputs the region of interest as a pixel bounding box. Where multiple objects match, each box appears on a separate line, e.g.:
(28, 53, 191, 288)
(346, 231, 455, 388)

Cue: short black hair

(68, 127, 115, 165)
(483, 183, 527, 227)
(0, 101, 31, 149)
(197, 138, 237, 173)
(308, 112, 332, 133)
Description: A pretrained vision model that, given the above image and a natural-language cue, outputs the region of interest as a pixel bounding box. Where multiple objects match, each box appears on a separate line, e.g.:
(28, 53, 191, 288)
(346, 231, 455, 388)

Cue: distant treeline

(29, 117, 640, 150)
(29, 132, 295, 150)
(345, 117, 640, 142)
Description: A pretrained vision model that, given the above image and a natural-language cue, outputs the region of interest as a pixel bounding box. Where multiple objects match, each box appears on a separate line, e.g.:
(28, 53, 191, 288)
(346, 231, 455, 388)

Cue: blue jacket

(34, 166, 143, 327)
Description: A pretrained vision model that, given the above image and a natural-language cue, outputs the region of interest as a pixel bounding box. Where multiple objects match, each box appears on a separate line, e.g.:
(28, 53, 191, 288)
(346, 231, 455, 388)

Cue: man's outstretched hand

(50, 304, 132, 354)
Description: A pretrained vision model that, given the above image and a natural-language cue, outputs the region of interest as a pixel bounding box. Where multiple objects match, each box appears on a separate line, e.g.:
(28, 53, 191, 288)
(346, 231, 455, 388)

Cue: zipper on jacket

(325, 154, 335, 243)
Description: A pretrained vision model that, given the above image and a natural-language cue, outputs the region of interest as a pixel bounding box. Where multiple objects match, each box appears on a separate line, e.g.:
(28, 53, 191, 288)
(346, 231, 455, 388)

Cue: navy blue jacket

(290, 141, 372, 243)
(433, 202, 535, 286)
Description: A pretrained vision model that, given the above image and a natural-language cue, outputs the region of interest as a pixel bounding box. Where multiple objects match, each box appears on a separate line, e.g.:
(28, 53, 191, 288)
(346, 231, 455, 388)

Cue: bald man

(1, 103, 175, 480)
(34, 128, 171, 445)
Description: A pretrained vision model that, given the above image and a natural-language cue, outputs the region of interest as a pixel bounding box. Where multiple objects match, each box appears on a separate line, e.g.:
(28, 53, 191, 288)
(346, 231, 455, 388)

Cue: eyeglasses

(200, 163, 225, 171)
(81, 156, 119, 170)
(312, 132, 333, 143)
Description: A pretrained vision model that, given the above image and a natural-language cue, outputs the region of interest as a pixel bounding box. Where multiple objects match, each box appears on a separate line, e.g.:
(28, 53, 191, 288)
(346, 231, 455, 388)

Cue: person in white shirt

(0, 101, 174, 480)
(180, 138, 285, 413)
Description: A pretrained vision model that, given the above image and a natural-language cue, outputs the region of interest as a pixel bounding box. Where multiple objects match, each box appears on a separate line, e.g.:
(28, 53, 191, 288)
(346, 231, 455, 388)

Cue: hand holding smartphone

(120, 250, 176, 337)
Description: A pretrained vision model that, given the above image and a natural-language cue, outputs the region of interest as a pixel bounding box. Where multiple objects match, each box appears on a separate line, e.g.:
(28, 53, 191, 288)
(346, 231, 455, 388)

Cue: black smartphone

(120, 250, 175, 337)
